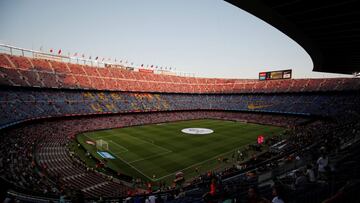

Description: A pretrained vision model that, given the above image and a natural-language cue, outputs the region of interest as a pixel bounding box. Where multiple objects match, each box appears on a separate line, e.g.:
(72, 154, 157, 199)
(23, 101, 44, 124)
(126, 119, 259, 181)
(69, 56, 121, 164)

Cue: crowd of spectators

(1, 86, 359, 128)
(0, 124, 57, 196)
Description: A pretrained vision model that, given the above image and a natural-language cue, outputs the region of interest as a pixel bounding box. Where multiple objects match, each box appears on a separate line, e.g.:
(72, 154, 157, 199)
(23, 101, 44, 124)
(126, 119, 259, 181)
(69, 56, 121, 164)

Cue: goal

(96, 139, 109, 151)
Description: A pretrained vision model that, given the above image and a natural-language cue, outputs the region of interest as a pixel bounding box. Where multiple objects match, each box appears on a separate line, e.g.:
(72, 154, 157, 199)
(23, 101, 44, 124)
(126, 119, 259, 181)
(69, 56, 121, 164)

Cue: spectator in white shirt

(306, 164, 316, 183)
(317, 152, 329, 180)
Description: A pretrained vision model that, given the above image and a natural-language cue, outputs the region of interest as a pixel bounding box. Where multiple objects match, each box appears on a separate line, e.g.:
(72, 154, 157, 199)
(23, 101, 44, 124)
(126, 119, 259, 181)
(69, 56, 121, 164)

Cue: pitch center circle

(181, 128, 214, 135)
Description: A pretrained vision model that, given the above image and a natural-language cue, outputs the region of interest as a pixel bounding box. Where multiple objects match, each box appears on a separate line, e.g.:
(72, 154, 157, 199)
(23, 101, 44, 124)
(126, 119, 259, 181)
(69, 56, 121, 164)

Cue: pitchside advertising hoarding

(97, 151, 115, 159)
(259, 69, 292, 80)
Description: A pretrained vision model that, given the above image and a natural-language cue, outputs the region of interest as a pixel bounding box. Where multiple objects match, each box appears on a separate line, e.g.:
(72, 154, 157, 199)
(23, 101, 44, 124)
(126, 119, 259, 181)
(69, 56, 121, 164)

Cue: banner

(85, 140, 96, 145)
(139, 68, 154, 73)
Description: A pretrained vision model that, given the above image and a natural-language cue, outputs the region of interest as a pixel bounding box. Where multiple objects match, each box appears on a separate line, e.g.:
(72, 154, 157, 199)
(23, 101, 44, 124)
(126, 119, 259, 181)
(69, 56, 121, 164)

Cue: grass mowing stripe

(150, 145, 250, 181)
(128, 150, 172, 164)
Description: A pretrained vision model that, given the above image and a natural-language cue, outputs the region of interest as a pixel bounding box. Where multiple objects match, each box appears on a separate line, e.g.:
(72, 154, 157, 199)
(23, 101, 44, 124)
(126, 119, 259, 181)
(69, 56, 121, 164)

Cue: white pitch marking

(108, 140, 129, 152)
(151, 146, 243, 181)
(113, 133, 172, 153)
(110, 151, 155, 181)
(128, 151, 172, 164)
(82, 127, 242, 182)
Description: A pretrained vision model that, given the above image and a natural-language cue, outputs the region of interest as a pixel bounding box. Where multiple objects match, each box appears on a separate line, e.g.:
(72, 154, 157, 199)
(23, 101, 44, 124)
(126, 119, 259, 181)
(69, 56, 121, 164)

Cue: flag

(95, 56, 99, 60)
(141, 64, 144, 67)
(58, 49, 62, 55)
(50, 49, 53, 53)
(102, 58, 105, 61)
(89, 56, 92, 59)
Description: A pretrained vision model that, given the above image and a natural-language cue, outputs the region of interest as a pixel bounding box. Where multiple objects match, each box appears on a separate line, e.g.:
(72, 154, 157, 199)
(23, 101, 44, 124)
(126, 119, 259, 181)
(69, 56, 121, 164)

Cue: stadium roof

(226, 0, 360, 75)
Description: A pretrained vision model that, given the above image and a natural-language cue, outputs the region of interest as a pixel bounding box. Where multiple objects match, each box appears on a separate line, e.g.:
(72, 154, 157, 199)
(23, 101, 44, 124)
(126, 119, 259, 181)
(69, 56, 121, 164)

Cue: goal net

(96, 139, 109, 151)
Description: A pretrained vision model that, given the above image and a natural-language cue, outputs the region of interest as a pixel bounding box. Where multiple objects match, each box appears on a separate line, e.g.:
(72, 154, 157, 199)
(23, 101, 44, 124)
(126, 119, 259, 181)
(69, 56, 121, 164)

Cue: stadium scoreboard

(259, 69, 292, 80)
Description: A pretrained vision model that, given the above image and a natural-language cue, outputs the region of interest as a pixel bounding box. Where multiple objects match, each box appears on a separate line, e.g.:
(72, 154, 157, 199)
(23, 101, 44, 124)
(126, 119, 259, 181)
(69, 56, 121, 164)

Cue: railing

(7, 190, 70, 203)
(0, 43, 110, 68)
(0, 44, 196, 77)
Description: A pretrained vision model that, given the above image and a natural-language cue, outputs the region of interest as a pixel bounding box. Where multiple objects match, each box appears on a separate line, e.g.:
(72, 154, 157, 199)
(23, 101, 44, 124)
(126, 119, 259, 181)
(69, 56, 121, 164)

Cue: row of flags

(140, 64, 173, 70)
(42, 47, 174, 70)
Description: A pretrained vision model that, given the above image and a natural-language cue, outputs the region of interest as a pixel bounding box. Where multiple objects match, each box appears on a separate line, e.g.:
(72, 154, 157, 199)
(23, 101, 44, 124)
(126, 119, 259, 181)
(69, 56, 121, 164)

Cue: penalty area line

(83, 134, 129, 153)
(108, 140, 129, 152)
(111, 152, 154, 181)
(128, 150, 173, 164)
(151, 147, 240, 182)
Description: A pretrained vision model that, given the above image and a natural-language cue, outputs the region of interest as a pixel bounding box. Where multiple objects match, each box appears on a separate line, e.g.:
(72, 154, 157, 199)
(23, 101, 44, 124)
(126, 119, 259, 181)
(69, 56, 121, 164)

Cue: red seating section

(1, 53, 359, 93)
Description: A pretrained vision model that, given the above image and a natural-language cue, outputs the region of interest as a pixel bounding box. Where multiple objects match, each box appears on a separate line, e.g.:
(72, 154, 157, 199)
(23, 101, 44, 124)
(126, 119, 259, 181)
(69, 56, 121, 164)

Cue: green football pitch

(76, 119, 284, 182)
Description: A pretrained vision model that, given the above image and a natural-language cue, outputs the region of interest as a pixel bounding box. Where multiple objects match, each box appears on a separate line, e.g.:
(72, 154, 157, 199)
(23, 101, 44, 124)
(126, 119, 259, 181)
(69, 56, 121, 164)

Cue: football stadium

(1, 1, 360, 203)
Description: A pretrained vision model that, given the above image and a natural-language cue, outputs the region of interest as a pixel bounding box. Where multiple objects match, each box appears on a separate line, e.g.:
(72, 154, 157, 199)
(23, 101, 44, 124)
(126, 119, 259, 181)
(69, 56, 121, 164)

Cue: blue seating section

(1, 87, 359, 128)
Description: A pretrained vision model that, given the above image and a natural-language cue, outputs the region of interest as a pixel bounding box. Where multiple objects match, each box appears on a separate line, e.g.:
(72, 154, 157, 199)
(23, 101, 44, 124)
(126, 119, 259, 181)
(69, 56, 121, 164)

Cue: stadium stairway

(35, 132, 131, 198)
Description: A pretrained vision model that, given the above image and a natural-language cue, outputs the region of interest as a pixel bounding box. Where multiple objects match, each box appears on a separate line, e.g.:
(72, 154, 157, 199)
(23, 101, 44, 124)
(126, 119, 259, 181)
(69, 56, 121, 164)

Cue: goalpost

(96, 139, 109, 151)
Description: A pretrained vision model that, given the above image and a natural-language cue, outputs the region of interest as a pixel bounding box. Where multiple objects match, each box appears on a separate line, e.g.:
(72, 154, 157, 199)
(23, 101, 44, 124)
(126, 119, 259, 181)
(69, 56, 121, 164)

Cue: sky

(0, 0, 352, 79)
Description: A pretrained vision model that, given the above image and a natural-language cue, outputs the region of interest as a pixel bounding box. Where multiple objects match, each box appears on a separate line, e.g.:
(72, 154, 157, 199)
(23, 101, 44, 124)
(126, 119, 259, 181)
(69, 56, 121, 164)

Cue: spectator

(305, 164, 316, 183)
(271, 185, 285, 203)
(59, 193, 66, 203)
(317, 151, 329, 180)
(147, 194, 156, 203)
(247, 186, 269, 203)
(295, 170, 307, 188)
